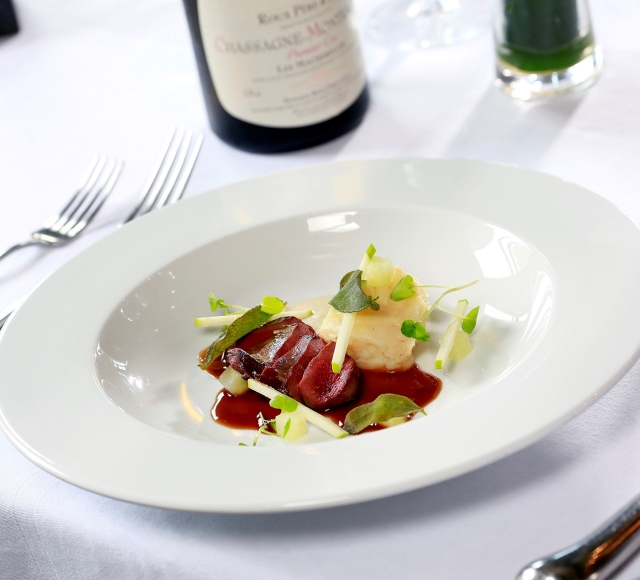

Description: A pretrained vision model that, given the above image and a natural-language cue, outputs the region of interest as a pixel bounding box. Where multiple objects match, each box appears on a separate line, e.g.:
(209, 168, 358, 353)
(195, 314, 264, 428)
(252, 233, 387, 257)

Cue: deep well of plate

(95, 208, 555, 445)
(1, 159, 639, 512)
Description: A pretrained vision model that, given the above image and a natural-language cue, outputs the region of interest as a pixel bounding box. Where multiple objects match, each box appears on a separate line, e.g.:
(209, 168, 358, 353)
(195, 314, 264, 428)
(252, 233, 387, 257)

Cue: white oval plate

(2, 159, 640, 513)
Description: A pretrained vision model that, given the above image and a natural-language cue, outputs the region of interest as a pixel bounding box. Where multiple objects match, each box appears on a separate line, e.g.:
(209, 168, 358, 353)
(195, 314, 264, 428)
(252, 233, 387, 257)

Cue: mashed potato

(318, 267, 427, 371)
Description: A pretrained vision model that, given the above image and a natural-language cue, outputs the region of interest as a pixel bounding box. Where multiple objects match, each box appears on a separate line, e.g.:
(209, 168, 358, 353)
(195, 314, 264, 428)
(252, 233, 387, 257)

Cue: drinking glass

(367, 0, 490, 50)
(494, 0, 602, 100)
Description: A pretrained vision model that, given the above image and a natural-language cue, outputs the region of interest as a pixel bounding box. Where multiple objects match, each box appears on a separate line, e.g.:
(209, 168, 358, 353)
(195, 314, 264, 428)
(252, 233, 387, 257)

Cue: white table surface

(2, 0, 640, 578)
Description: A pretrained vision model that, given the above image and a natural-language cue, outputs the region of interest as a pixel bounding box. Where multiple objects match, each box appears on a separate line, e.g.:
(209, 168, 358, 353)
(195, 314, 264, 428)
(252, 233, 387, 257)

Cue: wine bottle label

(196, 0, 366, 128)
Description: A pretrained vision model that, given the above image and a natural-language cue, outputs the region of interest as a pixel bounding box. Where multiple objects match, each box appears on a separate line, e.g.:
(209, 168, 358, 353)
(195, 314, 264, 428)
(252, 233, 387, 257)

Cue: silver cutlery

(0, 128, 203, 331)
(0, 155, 123, 263)
(123, 127, 203, 224)
(517, 493, 640, 580)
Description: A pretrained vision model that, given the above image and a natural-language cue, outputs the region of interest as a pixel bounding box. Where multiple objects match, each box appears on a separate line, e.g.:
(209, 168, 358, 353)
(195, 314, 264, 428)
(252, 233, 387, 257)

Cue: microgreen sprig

(208, 293, 248, 314)
(400, 320, 430, 342)
(461, 306, 479, 333)
(399, 280, 479, 343)
(430, 304, 479, 334)
(367, 295, 380, 311)
(390, 274, 418, 301)
(419, 280, 478, 323)
(209, 293, 229, 314)
(252, 412, 274, 446)
(270, 394, 299, 413)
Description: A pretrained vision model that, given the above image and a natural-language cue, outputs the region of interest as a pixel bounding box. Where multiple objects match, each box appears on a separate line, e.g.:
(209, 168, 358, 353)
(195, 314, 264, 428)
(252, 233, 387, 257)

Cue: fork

(0, 156, 123, 263)
(0, 128, 203, 331)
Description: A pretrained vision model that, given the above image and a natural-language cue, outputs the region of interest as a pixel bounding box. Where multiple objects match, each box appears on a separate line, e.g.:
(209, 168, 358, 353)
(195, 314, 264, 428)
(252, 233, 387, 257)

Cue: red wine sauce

(205, 354, 441, 433)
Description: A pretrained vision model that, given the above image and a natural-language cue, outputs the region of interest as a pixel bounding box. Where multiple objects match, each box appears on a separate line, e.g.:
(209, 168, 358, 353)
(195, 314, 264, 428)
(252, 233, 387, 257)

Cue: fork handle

(517, 494, 640, 580)
(0, 240, 41, 264)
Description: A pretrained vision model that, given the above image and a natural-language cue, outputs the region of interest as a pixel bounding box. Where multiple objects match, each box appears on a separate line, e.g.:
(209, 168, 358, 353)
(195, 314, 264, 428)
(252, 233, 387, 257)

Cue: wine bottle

(0, 0, 19, 36)
(183, 0, 369, 153)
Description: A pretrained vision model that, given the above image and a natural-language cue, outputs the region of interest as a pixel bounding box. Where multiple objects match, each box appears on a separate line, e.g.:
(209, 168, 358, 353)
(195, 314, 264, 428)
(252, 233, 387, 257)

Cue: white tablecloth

(2, 1, 640, 578)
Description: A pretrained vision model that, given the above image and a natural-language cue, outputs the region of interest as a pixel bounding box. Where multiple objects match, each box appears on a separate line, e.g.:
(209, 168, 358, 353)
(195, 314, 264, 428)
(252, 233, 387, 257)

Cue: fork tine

(155, 130, 193, 209)
(58, 159, 115, 236)
(167, 133, 203, 205)
(64, 159, 124, 237)
(139, 128, 185, 214)
(122, 128, 183, 224)
(45, 156, 107, 230)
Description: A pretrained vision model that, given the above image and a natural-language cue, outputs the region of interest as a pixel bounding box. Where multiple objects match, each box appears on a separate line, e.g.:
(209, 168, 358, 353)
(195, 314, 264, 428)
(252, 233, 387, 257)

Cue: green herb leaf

(344, 394, 426, 434)
(366, 244, 377, 260)
(238, 442, 248, 447)
(209, 293, 229, 314)
(329, 270, 370, 313)
(339, 271, 353, 289)
(270, 394, 299, 413)
(261, 296, 285, 315)
(461, 306, 479, 334)
(390, 275, 416, 301)
(283, 419, 291, 438)
(367, 295, 380, 311)
(400, 320, 430, 342)
(201, 305, 272, 367)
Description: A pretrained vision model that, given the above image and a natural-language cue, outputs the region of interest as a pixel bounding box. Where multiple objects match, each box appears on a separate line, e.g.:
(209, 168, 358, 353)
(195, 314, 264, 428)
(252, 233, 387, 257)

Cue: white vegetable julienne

(195, 309, 314, 328)
(218, 366, 248, 395)
(331, 313, 356, 373)
(195, 314, 242, 328)
(435, 299, 468, 370)
(248, 379, 349, 439)
(331, 251, 373, 374)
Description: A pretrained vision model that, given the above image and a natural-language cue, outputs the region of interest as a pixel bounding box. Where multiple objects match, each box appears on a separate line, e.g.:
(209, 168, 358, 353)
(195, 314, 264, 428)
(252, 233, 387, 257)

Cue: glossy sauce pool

(206, 359, 441, 434)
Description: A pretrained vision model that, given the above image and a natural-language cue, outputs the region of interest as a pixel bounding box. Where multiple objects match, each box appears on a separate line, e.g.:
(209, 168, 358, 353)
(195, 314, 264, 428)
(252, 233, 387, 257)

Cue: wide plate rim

(1, 157, 640, 513)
